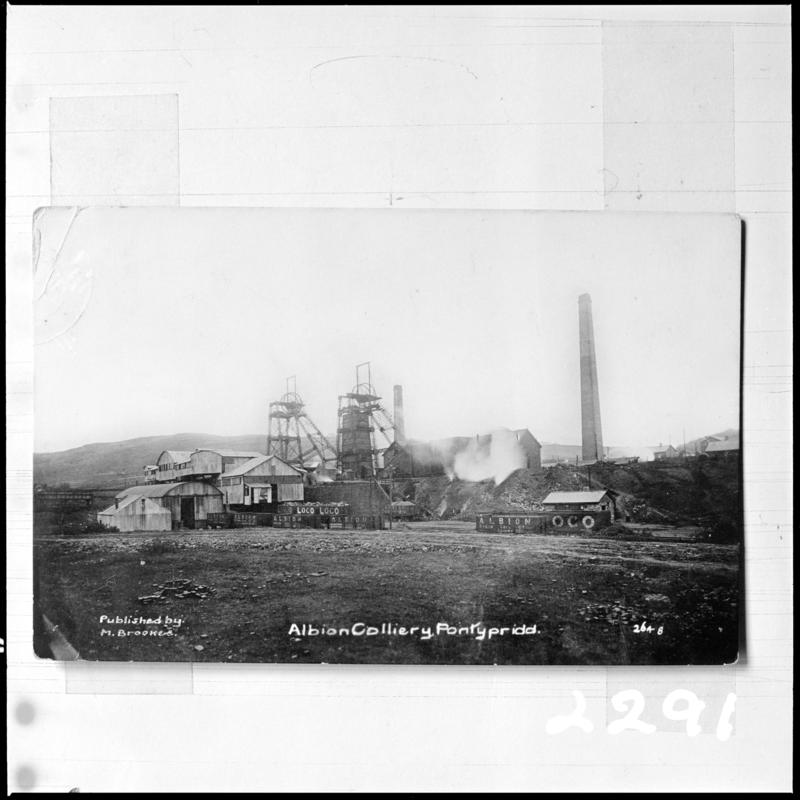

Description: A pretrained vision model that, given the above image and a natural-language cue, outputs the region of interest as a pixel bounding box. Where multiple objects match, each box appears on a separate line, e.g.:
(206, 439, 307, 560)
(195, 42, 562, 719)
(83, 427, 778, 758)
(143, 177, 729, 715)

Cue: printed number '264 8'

(633, 622, 664, 635)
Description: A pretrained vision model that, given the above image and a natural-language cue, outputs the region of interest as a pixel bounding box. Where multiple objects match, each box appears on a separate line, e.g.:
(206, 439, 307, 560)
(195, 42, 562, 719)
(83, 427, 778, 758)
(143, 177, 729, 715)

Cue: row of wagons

(476, 511, 612, 534)
(206, 503, 386, 531)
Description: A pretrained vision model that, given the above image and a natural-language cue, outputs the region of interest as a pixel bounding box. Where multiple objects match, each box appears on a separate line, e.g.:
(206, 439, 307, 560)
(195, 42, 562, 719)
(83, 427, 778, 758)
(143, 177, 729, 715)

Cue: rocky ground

(35, 521, 740, 666)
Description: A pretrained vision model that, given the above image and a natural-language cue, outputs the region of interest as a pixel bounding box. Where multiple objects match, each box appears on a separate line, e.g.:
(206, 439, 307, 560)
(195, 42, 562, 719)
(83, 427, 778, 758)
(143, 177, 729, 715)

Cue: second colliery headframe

(266, 361, 401, 480)
(266, 292, 607, 480)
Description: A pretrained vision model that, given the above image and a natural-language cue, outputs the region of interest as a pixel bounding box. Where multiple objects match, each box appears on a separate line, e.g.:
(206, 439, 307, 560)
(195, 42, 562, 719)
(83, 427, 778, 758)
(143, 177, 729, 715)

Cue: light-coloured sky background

(34, 207, 741, 453)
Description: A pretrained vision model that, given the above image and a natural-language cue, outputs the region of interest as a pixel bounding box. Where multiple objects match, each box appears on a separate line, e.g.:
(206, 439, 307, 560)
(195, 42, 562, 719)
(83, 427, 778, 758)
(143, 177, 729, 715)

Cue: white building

(219, 454, 305, 506)
(98, 494, 172, 532)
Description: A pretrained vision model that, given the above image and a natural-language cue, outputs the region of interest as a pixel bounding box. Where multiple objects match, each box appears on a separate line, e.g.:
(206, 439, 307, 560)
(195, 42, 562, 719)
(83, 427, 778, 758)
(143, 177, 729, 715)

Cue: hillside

(34, 433, 268, 488)
(677, 428, 739, 454)
(542, 429, 739, 463)
(406, 458, 741, 536)
(37, 434, 593, 489)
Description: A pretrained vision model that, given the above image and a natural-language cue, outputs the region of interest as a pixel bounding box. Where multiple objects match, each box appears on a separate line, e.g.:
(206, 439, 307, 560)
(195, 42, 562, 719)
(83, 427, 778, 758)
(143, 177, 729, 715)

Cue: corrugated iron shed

(195, 448, 264, 459)
(157, 450, 193, 464)
(221, 454, 303, 478)
(116, 481, 224, 499)
(98, 494, 141, 514)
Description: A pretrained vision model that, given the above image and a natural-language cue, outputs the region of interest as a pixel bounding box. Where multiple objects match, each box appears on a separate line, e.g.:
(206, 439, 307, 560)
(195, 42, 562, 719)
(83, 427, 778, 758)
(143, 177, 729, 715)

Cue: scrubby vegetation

(410, 458, 741, 540)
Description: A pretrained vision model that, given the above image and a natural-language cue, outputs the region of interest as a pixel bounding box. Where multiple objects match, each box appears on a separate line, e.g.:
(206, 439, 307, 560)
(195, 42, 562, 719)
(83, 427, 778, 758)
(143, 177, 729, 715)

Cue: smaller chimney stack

(393, 385, 406, 445)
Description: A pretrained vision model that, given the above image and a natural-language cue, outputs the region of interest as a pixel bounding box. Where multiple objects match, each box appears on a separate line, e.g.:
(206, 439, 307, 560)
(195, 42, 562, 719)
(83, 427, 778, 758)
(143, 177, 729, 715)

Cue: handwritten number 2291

(546, 690, 736, 740)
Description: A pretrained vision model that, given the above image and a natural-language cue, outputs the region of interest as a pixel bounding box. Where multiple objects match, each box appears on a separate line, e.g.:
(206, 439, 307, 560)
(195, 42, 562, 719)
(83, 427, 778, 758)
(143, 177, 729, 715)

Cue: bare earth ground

(35, 521, 740, 665)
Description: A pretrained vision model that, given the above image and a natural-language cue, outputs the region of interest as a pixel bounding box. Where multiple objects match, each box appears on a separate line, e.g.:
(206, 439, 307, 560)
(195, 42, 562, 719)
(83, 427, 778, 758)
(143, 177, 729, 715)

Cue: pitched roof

(116, 481, 223, 499)
(157, 450, 193, 464)
(542, 490, 612, 504)
(98, 494, 140, 515)
(221, 454, 302, 477)
(99, 495, 167, 515)
(513, 428, 542, 447)
(194, 448, 264, 459)
(705, 438, 740, 453)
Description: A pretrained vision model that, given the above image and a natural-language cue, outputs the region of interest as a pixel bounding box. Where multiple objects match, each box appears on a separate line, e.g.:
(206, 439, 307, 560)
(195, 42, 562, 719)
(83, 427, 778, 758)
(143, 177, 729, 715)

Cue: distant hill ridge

(34, 433, 271, 488)
(35, 428, 740, 489)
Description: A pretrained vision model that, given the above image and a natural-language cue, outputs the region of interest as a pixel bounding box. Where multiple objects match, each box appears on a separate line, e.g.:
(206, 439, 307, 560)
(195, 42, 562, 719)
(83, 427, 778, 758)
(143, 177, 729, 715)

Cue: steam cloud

(304, 463, 335, 484)
(450, 428, 526, 485)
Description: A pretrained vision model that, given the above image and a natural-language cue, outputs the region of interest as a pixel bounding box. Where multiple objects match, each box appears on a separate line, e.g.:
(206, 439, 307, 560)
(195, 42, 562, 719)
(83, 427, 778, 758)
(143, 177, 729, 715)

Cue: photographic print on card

(32, 207, 743, 665)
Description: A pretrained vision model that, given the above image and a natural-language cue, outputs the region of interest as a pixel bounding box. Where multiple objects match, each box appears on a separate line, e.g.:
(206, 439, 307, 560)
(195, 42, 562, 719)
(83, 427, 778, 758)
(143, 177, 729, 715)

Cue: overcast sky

(33, 207, 741, 453)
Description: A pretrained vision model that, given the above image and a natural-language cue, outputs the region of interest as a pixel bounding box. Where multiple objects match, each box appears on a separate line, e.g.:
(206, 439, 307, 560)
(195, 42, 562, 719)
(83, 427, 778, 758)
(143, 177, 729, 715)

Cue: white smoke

(451, 428, 526, 485)
(305, 464, 335, 484)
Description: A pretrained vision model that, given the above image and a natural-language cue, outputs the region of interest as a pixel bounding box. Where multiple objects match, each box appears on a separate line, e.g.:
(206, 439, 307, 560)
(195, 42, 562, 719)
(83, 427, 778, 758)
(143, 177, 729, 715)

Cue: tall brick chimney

(578, 293, 604, 463)
(393, 385, 406, 445)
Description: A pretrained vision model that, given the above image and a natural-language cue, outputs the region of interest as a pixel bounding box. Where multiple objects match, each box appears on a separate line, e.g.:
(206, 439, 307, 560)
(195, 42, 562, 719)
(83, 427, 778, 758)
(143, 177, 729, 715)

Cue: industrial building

(703, 435, 740, 458)
(381, 429, 541, 479)
(653, 444, 679, 461)
(336, 363, 396, 480)
(114, 301, 615, 531)
(149, 448, 263, 484)
(479, 429, 541, 471)
(541, 490, 617, 521)
(692, 435, 724, 455)
(139, 446, 305, 514)
(97, 494, 172, 533)
(218, 454, 305, 506)
(114, 481, 225, 529)
(306, 480, 392, 517)
(381, 438, 455, 478)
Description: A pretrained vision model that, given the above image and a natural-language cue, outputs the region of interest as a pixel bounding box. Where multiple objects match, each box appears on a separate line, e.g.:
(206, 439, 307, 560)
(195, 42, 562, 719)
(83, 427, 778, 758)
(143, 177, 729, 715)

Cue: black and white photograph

(32, 206, 743, 666)
(8, 4, 791, 793)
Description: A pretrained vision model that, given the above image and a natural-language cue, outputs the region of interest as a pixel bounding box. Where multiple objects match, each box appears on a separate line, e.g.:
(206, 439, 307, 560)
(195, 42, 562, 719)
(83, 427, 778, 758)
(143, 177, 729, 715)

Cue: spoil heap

(410, 457, 740, 533)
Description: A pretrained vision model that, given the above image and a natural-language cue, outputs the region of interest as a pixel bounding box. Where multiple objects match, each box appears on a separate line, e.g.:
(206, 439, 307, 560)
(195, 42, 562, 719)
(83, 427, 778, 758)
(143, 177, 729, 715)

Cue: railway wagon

(272, 511, 376, 530)
(476, 514, 547, 534)
(476, 510, 612, 534)
(278, 502, 351, 518)
(206, 511, 275, 529)
(207, 511, 235, 529)
(273, 514, 313, 529)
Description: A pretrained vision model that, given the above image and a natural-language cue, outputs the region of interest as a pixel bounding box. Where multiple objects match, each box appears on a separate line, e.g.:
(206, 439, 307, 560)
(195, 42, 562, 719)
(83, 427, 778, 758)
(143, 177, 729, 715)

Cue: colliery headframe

(266, 375, 337, 472)
(79, 295, 652, 533)
(336, 361, 396, 480)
